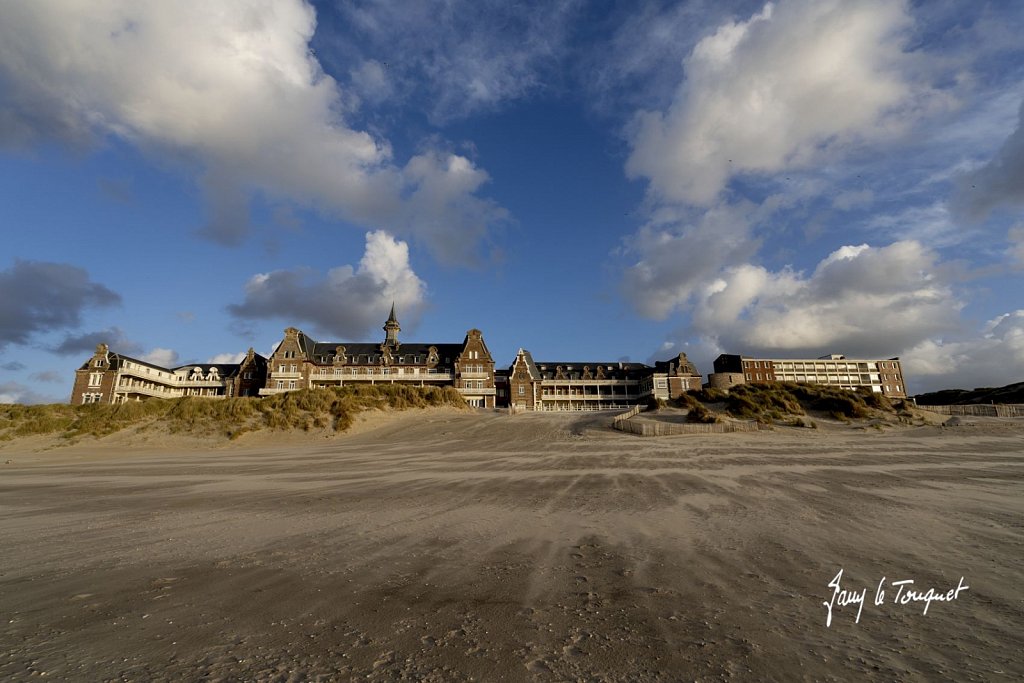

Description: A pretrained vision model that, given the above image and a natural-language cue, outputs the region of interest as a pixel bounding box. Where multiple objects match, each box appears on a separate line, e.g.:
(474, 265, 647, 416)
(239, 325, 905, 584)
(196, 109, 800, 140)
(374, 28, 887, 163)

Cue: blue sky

(1, 0, 1023, 403)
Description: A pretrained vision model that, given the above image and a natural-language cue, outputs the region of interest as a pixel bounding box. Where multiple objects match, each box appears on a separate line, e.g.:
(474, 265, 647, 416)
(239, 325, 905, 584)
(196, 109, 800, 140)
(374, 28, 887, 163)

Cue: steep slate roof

(537, 365, 651, 381)
(654, 353, 702, 376)
(286, 330, 464, 366)
(286, 310, 468, 366)
(80, 348, 264, 377)
(78, 352, 172, 374)
(513, 349, 541, 379)
(512, 353, 653, 381)
(534, 361, 650, 370)
(307, 342, 463, 358)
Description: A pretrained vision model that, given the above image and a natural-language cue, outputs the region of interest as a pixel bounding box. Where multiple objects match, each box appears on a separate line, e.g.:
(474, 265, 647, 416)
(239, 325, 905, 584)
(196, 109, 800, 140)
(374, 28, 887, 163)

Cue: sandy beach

(1, 409, 1021, 681)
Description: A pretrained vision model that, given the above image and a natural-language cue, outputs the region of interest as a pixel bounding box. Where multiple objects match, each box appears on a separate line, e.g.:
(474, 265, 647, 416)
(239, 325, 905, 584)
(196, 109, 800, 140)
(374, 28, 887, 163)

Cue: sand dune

(1, 409, 1021, 681)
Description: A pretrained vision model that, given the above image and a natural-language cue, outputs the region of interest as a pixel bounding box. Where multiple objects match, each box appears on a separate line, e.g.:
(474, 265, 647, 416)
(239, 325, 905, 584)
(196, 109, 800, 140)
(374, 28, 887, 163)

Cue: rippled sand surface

(1, 410, 1021, 681)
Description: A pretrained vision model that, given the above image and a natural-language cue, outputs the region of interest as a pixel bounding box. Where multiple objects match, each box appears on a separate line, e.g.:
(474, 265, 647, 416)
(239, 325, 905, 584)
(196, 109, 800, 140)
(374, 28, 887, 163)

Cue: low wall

(707, 372, 745, 391)
(920, 404, 1024, 418)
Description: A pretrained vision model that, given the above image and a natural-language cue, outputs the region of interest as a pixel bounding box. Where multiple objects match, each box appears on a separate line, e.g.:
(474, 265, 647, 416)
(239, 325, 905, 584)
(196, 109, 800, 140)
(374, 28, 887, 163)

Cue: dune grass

(668, 382, 903, 426)
(0, 384, 467, 443)
(667, 392, 722, 423)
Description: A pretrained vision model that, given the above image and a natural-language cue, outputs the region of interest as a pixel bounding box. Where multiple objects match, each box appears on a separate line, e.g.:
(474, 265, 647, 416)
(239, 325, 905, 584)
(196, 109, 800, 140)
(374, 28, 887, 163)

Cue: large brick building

(68, 308, 911, 409)
(260, 306, 499, 408)
(708, 353, 907, 398)
(504, 349, 703, 412)
(70, 344, 267, 405)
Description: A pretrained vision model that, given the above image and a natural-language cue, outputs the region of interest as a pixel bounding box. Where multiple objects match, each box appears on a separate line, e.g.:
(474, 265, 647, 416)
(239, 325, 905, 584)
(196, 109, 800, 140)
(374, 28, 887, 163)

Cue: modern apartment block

(260, 306, 499, 408)
(708, 353, 907, 398)
(70, 344, 268, 405)
(505, 349, 703, 412)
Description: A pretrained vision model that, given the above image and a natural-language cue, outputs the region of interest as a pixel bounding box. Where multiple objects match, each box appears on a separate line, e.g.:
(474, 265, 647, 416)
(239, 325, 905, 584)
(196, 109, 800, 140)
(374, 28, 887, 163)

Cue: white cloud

(578, 0, 727, 114)
(863, 201, 972, 247)
(349, 59, 393, 106)
(625, 0, 922, 205)
(689, 240, 960, 358)
(334, 0, 580, 122)
(955, 99, 1024, 219)
(621, 201, 762, 318)
(0, 0, 504, 262)
(140, 348, 180, 368)
(904, 311, 1024, 393)
(0, 381, 62, 405)
(207, 351, 246, 365)
(228, 230, 426, 339)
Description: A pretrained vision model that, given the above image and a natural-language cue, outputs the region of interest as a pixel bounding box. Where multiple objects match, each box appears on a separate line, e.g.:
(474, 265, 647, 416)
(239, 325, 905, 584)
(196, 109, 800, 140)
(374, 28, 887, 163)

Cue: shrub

(689, 388, 727, 403)
(687, 401, 721, 424)
(646, 396, 666, 410)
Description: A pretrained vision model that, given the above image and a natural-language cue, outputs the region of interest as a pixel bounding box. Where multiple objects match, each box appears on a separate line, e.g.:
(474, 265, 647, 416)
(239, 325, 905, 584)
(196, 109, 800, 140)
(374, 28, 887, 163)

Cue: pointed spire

(383, 304, 400, 347)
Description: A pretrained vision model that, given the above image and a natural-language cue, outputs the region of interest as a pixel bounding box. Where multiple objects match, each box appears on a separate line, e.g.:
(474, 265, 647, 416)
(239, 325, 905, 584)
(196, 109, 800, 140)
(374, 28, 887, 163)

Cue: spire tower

(383, 303, 400, 347)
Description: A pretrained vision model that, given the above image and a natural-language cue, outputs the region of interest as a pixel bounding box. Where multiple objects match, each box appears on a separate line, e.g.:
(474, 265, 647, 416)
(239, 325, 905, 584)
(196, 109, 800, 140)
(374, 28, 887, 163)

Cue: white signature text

(823, 568, 968, 627)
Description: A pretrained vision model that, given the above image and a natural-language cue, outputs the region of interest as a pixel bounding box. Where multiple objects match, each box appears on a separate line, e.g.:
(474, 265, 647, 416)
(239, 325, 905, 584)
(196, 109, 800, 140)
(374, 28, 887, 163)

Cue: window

(290, 364, 297, 373)
(278, 365, 285, 373)
(89, 372, 103, 387)
(288, 380, 296, 389)
(745, 373, 752, 381)
(244, 372, 252, 379)
(518, 385, 525, 395)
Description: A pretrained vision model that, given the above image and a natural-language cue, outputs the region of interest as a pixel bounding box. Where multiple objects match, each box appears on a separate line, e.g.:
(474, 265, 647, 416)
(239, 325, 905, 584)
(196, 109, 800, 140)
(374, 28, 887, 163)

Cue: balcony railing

(459, 371, 491, 379)
(457, 387, 496, 396)
(540, 379, 640, 386)
(116, 384, 224, 399)
(269, 371, 303, 379)
(310, 369, 452, 380)
(538, 402, 636, 412)
(543, 392, 637, 400)
(310, 372, 453, 382)
(115, 384, 176, 399)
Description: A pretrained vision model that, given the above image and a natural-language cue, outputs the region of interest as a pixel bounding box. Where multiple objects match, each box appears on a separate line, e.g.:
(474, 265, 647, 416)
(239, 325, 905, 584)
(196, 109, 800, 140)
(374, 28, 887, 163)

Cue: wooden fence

(612, 405, 644, 424)
(612, 414, 769, 436)
(920, 404, 1024, 418)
